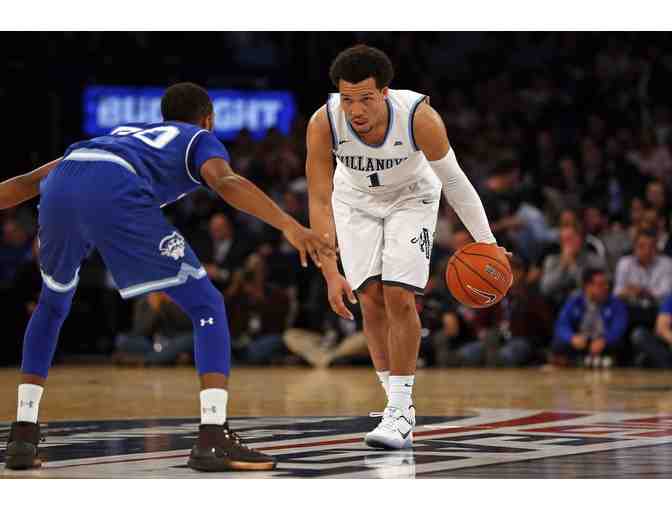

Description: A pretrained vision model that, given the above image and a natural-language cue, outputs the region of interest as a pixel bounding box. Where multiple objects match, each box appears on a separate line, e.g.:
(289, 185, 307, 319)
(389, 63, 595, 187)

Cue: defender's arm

(413, 103, 497, 245)
(201, 158, 332, 268)
(0, 158, 62, 209)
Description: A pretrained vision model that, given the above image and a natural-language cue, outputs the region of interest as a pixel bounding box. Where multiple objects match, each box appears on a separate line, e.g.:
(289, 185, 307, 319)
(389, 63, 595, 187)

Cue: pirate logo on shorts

(411, 228, 431, 260)
(159, 231, 186, 260)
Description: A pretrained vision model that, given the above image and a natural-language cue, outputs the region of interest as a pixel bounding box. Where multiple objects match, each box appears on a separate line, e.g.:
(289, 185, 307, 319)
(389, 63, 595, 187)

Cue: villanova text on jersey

(335, 154, 409, 172)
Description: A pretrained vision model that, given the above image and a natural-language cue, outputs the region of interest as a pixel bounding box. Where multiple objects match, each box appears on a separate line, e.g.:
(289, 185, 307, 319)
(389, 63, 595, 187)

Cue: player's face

(339, 78, 388, 135)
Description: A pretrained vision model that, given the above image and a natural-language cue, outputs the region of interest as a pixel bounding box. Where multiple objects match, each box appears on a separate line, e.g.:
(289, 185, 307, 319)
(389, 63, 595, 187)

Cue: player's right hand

(326, 273, 357, 320)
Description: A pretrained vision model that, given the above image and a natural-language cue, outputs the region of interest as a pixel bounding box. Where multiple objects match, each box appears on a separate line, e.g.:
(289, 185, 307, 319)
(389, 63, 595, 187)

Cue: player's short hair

(161, 82, 213, 123)
(329, 44, 394, 89)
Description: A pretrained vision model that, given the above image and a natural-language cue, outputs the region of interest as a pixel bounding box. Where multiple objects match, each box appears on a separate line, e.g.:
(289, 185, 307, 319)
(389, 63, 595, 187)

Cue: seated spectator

(283, 322, 369, 369)
(631, 294, 672, 368)
(552, 268, 629, 367)
(540, 224, 606, 308)
(456, 256, 554, 367)
(583, 205, 631, 271)
(0, 216, 34, 288)
(226, 253, 293, 364)
(614, 228, 672, 327)
(113, 291, 194, 366)
(421, 270, 472, 367)
(192, 212, 254, 291)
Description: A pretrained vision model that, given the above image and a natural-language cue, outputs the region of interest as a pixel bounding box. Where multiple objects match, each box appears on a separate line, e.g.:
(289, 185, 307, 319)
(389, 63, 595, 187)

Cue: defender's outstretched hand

(283, 223, 335, 268)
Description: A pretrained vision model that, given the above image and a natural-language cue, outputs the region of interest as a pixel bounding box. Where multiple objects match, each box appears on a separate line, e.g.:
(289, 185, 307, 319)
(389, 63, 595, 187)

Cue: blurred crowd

(2, 32, 672, 369)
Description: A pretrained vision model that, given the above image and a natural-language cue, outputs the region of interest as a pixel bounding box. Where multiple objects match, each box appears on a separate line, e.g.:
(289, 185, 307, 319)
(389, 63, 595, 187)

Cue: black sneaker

(5, 421, 43, 470)
(187, 423, 276, 472)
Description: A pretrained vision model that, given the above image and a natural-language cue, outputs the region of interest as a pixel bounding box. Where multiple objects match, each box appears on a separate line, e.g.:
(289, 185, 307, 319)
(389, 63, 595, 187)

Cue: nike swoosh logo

(466, 284, 497, 305)
(421, 199, 433, 204)
(400, 429, 411, 439)
(338, 140, 350, 145)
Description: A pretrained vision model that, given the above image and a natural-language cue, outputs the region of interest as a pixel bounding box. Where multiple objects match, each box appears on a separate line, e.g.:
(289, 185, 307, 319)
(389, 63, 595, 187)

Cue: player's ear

(381, 87, 389, 98)
(204, 113, 214, 131)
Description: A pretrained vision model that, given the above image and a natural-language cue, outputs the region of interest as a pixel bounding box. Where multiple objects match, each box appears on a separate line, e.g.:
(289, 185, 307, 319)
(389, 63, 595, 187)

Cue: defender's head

(329, 44, 394, 135)
(161, 82, 214, 130)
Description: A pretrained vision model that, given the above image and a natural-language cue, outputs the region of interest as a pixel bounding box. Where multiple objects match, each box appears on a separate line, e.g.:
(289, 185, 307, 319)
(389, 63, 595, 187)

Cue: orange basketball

(446, 242, 513, 308)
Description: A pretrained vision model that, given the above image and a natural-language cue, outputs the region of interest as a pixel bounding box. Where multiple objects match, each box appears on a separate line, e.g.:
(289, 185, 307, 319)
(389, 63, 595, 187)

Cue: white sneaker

(365, 405, 415, 449)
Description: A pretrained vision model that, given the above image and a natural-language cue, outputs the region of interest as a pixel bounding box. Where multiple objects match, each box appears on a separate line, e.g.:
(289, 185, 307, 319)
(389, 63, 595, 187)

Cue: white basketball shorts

(332, 178, 441, 294)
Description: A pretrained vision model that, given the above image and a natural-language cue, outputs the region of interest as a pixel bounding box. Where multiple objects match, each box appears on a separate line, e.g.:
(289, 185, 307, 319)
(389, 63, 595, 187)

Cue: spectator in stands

(645, 179, 669, 219)
(193, 213, 253, 291)
(540, 224, 606, 308)
(552, 268, 629, 367)
(0, 216, 34, 287)
(226, 253, 293, 364)
(583, 205, 631, 271)
(614, 228, 672, 328)
(113, 292, 194, 366)
(457, 256, 554, 367)
(631, 294, 672, 368)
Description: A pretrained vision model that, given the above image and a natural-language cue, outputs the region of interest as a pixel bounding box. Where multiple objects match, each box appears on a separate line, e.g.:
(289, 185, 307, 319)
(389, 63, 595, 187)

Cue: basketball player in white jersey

(306, 44, 508, 449)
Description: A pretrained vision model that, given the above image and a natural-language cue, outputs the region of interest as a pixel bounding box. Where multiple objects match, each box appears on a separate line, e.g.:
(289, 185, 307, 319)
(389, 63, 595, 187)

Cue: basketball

(446, 242, 513, 308)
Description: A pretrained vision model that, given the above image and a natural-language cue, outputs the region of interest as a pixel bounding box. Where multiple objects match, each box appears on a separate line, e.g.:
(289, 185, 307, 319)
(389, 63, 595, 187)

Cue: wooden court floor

(2, 366, 672, 478)
(2, 365, 672, 420)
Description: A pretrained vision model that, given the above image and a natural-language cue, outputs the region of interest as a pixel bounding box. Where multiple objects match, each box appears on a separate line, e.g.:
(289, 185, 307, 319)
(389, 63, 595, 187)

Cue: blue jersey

(64, 121, 230, 206)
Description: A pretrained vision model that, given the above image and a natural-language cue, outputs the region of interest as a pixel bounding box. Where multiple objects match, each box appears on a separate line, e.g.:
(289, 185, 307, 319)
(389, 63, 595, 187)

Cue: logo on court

(200, 317, 214, 327)
(159, 232, 186, 261)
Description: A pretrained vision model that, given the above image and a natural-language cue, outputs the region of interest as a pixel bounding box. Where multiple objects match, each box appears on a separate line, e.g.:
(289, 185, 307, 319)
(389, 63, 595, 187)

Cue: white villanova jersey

(326, 89, 441, 201)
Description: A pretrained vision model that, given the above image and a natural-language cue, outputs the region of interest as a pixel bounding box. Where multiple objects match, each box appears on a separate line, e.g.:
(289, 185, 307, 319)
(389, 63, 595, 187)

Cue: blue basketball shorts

(37, 153, 205, 299)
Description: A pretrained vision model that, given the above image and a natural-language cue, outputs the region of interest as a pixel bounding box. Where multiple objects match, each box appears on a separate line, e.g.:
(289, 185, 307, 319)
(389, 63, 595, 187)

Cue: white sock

(17, 384, 44, 423)
(388, 375, 414, 411)
(376, 370, 390, 399)
(200, 389, 228, 425)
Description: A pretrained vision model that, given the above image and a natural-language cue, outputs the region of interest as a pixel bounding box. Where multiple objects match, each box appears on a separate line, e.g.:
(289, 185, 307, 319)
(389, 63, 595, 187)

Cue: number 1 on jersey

(368, 173, 381, 188)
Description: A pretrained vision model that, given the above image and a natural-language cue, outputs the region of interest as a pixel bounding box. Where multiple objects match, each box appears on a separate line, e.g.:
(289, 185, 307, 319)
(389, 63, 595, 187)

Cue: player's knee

(382, 285, 416, 317)
(188, 283, 226, 323)
(358, 282, 385, 314)
(37, 288, 73, 321)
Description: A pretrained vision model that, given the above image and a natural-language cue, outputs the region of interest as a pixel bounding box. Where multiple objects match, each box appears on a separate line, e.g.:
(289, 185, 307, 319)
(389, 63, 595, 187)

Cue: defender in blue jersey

(0, 83, 333, 472)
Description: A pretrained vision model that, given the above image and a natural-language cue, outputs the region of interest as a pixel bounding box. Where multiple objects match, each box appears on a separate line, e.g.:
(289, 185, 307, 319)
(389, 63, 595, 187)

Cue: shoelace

(223, 428, 256, 452)
(370, 408, 402, 432)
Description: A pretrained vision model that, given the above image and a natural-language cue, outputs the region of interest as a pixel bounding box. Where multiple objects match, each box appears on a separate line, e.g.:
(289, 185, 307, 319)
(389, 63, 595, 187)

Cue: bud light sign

(83, 86, 296, 140)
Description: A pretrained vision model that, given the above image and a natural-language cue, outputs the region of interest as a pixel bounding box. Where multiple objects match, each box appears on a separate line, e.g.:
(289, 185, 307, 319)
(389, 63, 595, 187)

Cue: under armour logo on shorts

(159, 231, 186, 260)
(200, 317, 215, 327)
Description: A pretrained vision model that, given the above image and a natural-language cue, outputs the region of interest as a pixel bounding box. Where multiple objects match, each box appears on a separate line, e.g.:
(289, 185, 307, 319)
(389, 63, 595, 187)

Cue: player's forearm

(429, 149, 496, 244)
(211, 174, 295, 232)
(309, 200, 340, 278)
(0, 158, 61, 209)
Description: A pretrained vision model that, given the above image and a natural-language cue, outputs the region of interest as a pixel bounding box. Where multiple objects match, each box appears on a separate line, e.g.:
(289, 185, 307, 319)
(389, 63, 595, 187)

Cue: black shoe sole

(5, 441, 42, 470)
(187, 456, 276, 472)
(5, 454, 42, 470)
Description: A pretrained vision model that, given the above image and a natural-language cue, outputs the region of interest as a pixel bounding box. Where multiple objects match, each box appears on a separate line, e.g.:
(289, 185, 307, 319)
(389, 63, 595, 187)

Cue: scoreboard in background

(84, 86, 296, 140)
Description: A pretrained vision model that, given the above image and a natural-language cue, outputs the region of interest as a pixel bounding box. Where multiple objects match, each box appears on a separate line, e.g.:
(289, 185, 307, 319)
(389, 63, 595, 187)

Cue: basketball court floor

(2, 366, 672, 478)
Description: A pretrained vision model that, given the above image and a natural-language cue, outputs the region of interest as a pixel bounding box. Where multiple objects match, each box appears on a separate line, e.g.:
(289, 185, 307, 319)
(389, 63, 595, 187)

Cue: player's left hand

(283, 222, 336, 268)
(489, 242, 512, 259)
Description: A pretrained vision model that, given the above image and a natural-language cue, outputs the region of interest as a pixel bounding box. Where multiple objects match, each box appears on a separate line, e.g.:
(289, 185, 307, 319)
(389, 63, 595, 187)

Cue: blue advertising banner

(83, 86, 296, 140)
